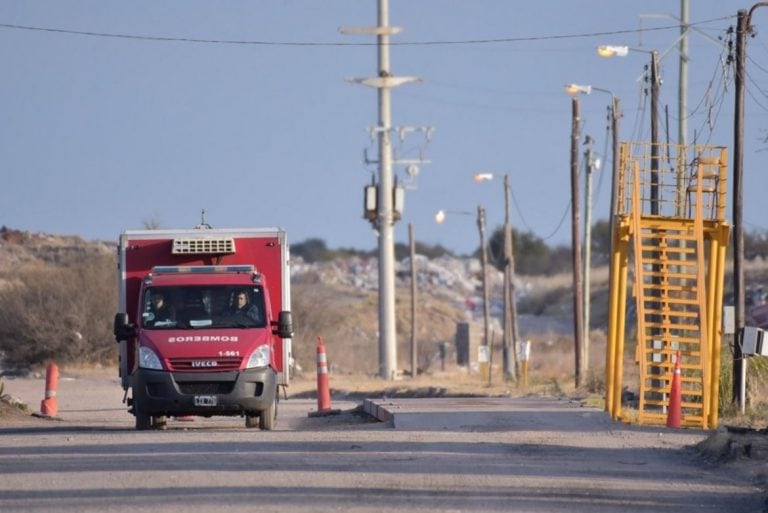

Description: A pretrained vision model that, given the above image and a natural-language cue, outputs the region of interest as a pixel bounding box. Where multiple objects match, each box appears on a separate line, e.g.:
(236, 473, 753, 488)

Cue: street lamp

(564, 84, 620, 379)
(597, 45, 661, 216)
(597, 45, 629, 58)
(473, 172, 519, 383)
(435, 206, 492, 384)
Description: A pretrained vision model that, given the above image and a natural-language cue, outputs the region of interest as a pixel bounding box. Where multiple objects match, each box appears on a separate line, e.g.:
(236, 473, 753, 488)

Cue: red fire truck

(113, 225, 293, 430)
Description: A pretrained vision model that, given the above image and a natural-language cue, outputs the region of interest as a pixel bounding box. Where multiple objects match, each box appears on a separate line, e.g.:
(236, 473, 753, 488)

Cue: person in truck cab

(149, 291, 176, 324)
(232, 291, 261, 323)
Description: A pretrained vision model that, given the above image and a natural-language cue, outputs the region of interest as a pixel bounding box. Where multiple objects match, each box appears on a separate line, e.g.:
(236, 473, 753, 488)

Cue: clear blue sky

(0, 1, 764, 255)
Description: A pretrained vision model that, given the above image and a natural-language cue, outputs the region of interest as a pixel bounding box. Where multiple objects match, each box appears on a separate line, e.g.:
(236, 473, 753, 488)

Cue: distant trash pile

(291, 254, 522, 318)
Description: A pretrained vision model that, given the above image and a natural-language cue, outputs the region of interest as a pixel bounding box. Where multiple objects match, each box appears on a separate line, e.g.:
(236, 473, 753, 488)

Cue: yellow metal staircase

(606, 144, 729, 429)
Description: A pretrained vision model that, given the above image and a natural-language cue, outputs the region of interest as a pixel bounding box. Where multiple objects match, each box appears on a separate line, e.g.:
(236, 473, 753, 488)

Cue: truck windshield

(142, 285, 266, 329)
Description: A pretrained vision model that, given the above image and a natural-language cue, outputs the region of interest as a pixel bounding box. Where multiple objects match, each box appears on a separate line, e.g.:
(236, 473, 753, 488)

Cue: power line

(746, 69, 768, 103)
(0, 15, 735, 47)
(745, 80, 768, 114)
(746, 53, 768, 75)
(509, 186, 571, 242)
(681, 49, 729, 122)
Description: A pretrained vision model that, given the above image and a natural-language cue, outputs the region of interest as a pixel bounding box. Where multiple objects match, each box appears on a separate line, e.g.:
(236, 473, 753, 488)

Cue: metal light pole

(583, 139, 595, 372)
(341, 0, 420, 380)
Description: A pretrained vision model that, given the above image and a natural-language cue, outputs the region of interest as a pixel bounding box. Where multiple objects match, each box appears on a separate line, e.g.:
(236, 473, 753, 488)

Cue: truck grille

(177, 382, 235, 395)
(168, 357, 242, 372)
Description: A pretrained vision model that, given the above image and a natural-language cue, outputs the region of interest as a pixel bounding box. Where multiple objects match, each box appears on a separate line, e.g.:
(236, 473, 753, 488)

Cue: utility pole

(341, 0, 420, 380)
(373, 0, 397, 381)
(409, 222, 418, 378)
(677, 0, 689, 215)
(570, 96, 585, 388)
(650, 50, 661, 216)
(475, 171, 519, 382)
(679, 0, 689, 150)
(731, 1, 768, 412)
(608, 96, 621, 229)
(478, 205, 491, 385)
(733, 8, 748, 412)
(606, 94, 621, 413)
(503, 175, 519, 382)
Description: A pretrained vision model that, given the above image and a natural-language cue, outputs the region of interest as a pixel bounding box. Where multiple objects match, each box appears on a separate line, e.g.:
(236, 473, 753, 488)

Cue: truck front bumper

(133, 367, 277, 417)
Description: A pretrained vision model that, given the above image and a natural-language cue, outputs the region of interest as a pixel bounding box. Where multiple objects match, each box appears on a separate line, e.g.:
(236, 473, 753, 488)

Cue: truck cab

(113, 228, 292, 430)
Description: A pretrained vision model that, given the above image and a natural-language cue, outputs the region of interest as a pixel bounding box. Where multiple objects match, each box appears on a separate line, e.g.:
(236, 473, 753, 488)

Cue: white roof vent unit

(172, 237, 236, 255)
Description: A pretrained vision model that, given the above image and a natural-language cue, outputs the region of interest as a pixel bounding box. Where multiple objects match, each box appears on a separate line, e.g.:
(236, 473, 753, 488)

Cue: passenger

(150, 291, 176, 323)
(232, 291, 260, 323)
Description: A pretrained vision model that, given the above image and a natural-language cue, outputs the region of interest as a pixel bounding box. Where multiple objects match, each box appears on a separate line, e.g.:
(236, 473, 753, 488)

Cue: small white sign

(519, 340, 531, 362)
(723, 306, 735, 335)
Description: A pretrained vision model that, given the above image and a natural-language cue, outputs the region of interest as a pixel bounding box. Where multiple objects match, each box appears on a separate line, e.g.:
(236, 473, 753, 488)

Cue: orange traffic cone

(666, 351, 682, 429)
(40, 363, 59, 417)
(315, 336, 332, 412)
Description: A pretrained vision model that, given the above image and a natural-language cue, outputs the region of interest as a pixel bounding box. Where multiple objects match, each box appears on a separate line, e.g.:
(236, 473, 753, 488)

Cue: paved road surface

(0, 373, 764, 512)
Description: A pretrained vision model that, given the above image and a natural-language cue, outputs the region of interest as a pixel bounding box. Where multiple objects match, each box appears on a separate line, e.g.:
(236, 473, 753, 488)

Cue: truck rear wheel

(259, 394, 278, 431)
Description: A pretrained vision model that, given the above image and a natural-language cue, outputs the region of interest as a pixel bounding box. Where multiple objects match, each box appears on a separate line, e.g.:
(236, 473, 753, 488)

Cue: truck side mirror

(113, 313, 136, 342)
(272, 310, 293, 339)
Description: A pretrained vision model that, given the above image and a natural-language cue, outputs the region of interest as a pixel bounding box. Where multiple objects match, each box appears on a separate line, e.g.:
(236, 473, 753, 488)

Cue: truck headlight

(246, 344, 271, 369)
(139, 346, 163, 370)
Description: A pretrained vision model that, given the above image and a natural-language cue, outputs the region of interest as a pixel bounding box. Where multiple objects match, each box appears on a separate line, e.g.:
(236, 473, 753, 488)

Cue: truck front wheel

(259, 393, 278, 431)
(133, 397, 152, 431)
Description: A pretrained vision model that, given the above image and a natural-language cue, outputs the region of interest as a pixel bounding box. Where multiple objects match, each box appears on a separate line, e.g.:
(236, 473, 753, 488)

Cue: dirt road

(1, 372, 765, 512)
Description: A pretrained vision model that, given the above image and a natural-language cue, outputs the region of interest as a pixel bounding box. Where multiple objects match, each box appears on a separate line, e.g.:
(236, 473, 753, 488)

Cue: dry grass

(289, 328, 609, 402)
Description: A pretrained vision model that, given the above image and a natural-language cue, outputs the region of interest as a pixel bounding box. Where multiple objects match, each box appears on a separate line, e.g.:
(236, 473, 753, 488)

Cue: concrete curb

(362, 398, 394, 426)
(363, 396, 608, 430)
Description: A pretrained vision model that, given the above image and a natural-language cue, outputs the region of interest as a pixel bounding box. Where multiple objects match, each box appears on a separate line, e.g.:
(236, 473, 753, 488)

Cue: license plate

(194, 395, 217, 407)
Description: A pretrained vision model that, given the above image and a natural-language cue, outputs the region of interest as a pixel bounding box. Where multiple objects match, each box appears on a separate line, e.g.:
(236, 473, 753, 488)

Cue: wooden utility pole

(733, 8, 748, 411)
(570, 97, 585, 388)
(729, 2, 768, 412)
(649, 50, 661, 215)
(503, 174, 520, 382)
(409, 222, 418, 378)
(477, 205, 492, 386)
(605, 94, 621, 412)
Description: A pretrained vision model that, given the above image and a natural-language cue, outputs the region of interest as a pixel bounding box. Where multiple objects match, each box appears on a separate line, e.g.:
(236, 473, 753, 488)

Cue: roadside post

(519, 341, 531, 389)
